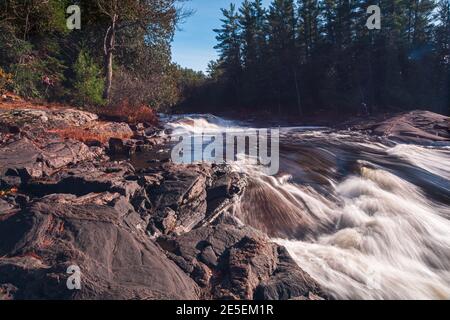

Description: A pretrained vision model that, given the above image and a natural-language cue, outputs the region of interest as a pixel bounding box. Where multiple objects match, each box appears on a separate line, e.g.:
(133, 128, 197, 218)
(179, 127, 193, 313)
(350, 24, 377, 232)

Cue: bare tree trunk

(103, 15, 117, 101)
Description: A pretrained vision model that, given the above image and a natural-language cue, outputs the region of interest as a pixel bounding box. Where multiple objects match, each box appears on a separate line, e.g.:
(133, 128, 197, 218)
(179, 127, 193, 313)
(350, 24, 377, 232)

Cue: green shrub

(10, 62, 45, 99)
(72, 50, 106, 107)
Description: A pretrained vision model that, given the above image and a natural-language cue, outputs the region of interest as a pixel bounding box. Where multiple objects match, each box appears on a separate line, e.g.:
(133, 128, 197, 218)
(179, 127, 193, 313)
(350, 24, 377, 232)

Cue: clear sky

(172, 0, 270, 73)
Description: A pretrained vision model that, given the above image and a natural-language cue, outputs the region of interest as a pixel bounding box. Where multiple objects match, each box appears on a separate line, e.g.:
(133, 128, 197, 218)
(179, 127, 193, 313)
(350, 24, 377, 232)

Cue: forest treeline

(0, 0, 196, 112)
(1, 1, 449, 117)
(183, 0, 450, 116)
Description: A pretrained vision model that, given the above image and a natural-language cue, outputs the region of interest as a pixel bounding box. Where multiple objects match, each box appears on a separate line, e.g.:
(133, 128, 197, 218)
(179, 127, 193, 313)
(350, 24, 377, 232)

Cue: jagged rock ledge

(0, 106, 324, 300)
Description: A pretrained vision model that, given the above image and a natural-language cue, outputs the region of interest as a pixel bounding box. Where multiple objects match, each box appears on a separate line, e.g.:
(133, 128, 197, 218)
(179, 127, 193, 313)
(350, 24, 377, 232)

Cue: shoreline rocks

(343, 110, 450, 144)
(0, 105, 324, 300)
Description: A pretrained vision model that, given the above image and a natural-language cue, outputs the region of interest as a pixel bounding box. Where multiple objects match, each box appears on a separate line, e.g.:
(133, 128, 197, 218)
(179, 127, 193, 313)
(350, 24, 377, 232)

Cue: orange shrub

(48, 126, 133, 144)
(95, 100, 159, 126)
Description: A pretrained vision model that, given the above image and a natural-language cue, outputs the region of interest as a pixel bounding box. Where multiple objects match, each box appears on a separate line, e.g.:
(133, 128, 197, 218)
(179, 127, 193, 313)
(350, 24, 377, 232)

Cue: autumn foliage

(48, 126, 133, 144)
(95, 100, 159, 126)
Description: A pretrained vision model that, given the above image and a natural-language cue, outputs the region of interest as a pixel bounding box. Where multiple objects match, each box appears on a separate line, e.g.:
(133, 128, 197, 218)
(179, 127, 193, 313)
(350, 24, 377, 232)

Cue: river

(161, 113, 450, 300)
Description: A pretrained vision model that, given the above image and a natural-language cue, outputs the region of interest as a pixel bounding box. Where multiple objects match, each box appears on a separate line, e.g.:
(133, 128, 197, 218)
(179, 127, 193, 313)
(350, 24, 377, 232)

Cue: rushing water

(164, 114, 450, 300)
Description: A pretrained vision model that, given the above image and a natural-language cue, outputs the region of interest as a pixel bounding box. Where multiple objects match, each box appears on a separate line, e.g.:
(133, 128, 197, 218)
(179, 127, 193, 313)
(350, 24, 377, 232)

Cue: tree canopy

(183, 0, 450, 116)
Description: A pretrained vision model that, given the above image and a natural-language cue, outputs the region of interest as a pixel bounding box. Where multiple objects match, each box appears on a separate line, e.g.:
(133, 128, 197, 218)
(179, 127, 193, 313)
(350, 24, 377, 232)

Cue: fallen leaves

(0, 188, 18, 197)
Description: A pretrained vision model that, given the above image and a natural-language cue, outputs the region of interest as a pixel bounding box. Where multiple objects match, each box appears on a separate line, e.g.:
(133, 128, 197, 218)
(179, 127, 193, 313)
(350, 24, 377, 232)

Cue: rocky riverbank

(2, 98, 448, 300)
(0, 101, 325, 300)
(341, 110, 450, 144)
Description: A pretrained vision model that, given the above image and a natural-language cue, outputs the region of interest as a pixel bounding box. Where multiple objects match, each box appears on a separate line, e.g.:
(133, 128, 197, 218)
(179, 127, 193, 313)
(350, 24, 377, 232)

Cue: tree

(72, 50, 105, 106)
(298, 0, 320, 57)
(239, 0, 268, 106)
(93, 0, 183, 101)
(214, 3, 243, 106)
(267, 0, 301, 114)
(434, 0, 450, 113)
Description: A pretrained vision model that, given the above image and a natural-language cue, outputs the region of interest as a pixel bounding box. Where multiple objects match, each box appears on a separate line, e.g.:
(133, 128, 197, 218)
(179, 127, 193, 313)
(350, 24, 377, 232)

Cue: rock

(254, 246, 326, 300)
(84, 139, 102, 147)
(108, 138, 137, 156)
(24, 161, 140, 200)
(0, 196, 200, 300)
(154, 207, 178, 235)
(213, 236, 278, 300)
(205, 170, 247, 224)
(0, 198, 19, 217)
(0, 283, 17, 300)
(8, 126, 20, 134)
(95, 122, 133, 140)
(0, 138, 95, 185)
(368, 111, 450, 144)
(148, 164, 211, 235)
(40, 140, 95, 170)
(199, 245, 218, 268)
(157, 218, 325, 300)
(0, 108, 98, 130)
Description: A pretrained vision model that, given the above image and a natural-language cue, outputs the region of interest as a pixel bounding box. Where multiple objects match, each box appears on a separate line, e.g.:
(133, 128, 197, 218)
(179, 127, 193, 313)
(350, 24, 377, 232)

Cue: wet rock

(205, 170, 247, 224)
(254, 246, 325, 300)
(108, 138, 138, 156)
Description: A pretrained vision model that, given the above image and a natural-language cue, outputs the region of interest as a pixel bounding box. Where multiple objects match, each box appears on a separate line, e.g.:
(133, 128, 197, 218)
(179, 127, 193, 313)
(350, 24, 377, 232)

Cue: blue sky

(172, 0, 270, 72)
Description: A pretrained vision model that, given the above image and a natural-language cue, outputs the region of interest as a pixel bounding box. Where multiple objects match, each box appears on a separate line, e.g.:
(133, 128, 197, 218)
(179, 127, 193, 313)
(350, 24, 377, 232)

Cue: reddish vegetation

(48, 125, 133, 144)
(1, 93, 159, 128)
(0, 187, 18, 197)
(96, 100, 159, 126)
(0, 92, 70, 111)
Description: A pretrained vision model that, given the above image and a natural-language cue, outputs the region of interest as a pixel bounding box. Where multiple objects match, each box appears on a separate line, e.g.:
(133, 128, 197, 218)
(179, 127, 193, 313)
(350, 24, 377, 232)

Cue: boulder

(148, 164, 212, 235)
(157, 218, 325, 300)
(24, 161, 140, 200)
(0, 196, 200, 300)
(108, 138, 137, 156)
(0, 138, 96, 185)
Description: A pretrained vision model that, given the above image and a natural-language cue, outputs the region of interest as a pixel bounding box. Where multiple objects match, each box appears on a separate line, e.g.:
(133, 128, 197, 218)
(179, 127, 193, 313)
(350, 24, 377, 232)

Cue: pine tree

(240, 0, 258, 70)
(239, 0, 268, 107)
(267, 0, 300, 114)
(214, 3, 243, 106)
(435, 0, 450, 113)
(298, 0, 320, 57)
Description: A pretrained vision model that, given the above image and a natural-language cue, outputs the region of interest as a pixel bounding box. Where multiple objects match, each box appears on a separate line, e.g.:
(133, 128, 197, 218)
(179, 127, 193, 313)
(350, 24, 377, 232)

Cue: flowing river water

(161, 114, 450, 300)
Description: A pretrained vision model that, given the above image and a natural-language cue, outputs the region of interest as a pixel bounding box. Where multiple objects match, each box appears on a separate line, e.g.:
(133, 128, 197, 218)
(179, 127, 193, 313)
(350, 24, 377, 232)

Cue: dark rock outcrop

(349, 111, 450, 144)
(0, 195, 200, 300)
(0, 137, 96, 185)
(0, 106, 327, 301)
(157, 217, 325, 300)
